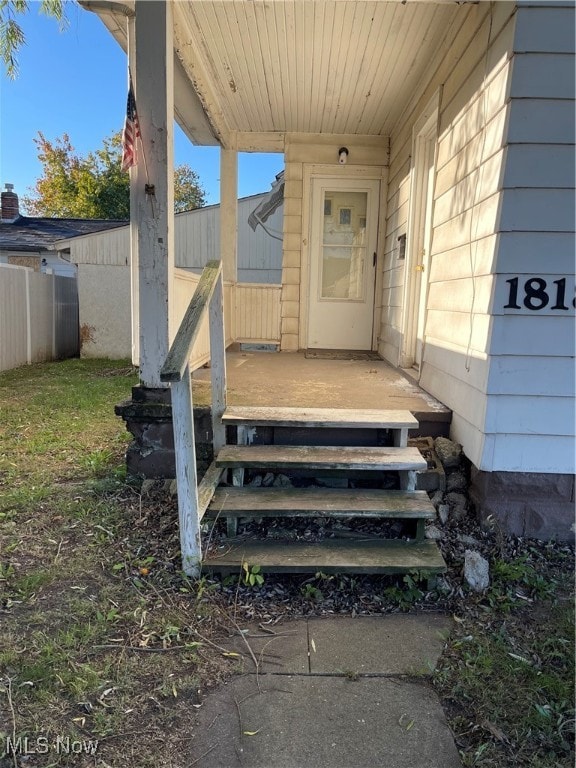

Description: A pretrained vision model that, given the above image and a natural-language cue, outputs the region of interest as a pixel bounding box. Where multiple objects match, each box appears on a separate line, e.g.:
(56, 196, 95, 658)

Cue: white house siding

(67, 196, 283, 279)
(66, 196, 283, 359)
(381, 2, 518, 469)
(0, 249, 76, 277)
(176, 195, 283, 283)
(482, 2, 575, 475)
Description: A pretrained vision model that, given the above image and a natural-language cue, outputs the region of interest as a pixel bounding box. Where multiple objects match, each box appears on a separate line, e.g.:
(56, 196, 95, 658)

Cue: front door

(307, 178, 380, 350)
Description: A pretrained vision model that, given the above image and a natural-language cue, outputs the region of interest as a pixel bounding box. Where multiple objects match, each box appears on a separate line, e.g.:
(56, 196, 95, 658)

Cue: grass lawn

(0, 359, 573, 767)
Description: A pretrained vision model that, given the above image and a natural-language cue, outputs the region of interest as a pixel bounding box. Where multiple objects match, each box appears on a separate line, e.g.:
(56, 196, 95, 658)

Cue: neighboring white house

(0, 184, 126, 277)
(82, 0, 574, 540)
(55, 187, 284, 358)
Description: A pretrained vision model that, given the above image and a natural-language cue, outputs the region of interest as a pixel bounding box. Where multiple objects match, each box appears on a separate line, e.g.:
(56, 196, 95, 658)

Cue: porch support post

(134, 0, 175, 387)
(209, 271, 227, 453)
(220, 147, 238, 283)
(127, 15, 139, 367)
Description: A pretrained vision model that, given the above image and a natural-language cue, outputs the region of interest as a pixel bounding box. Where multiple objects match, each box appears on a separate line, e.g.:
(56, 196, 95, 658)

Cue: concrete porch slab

(193, 349, 451, 436)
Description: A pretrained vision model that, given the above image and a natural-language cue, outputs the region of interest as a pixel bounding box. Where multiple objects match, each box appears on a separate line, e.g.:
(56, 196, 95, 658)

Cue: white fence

(0, 264, 79, 372)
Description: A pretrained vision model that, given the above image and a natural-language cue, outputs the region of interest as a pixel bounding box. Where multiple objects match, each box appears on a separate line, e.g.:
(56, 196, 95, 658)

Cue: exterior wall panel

(483, 1, 576, 474)
(78, 264, 131, 359)
(382, 3, 517, 468)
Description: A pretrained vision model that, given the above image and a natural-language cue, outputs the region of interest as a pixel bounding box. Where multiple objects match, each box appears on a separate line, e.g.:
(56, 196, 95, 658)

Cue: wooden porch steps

(202, 405, 446, 580)
(215, 445, 427, 472)
(207, 487, 436, 519)
(222, 405, 419, 431)
(202, 539, 445, 576)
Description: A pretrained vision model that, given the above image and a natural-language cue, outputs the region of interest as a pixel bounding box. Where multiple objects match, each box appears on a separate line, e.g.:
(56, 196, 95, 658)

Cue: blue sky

(0, 4, 284, 211)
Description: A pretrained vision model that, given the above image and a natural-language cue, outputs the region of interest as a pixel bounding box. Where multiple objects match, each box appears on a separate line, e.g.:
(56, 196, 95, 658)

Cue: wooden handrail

(160, 258, 226, 577)
(160, 260, 222, 383)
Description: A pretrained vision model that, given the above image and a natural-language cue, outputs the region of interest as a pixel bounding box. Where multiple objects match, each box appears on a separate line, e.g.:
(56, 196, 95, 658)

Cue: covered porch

(193, 346, 451, 438)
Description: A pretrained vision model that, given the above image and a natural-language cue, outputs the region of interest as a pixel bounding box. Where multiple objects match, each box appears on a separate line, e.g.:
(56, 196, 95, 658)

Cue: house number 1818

(504, 277, 575, 311)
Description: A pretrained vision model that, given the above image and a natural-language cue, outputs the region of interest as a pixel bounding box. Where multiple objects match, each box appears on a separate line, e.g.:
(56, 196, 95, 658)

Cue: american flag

(121, 85, 140, 171)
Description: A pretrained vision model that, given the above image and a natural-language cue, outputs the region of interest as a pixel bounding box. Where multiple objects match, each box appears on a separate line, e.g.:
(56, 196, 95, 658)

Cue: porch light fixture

(338, 147, 349, 165)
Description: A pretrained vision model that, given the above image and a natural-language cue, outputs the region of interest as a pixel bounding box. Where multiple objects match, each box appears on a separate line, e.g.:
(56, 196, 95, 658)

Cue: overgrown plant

(242, 562, 264, 587)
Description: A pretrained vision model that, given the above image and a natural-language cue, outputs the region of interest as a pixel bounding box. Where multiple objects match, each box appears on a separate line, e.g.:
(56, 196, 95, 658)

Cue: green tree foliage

(0, 0, 68, 79)
(23, 131, 206, 219)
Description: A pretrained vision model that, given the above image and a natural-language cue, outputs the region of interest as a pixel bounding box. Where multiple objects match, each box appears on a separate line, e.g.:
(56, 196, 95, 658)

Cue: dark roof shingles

(0, 216, 127, 252)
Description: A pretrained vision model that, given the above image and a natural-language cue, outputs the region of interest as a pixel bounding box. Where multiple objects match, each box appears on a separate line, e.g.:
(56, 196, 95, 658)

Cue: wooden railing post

(209, 271, 227, 453)
(171, 362, 201, 577)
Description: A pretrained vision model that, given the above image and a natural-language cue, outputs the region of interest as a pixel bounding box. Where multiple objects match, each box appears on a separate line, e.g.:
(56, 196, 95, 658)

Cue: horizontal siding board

(486, 434, 575, 474)
(425, 311, 491, 353)
(490, 315, 576, 356)
(435, 136, 505, 198)
(510, 53, 575, 99)
(485, 395, 575, 435)
(487, 355, 576, 396)
(507, 99, 575, 144)
(503, 144, 576, 188)
(440, 11, 514, 117)
(437, 100, 508, 171)
(499, 189, 576, 232)
(419, 362, 487, 433)
(495, 232, 576, 274)
(514, 7, 576, 53)
(433, 152, 504, 227)
(432, 193, 501, 253)
(69, 196, 284, 284)
(429, 236, 498, 282)
(423, 340, 490, 392)
(440, 59, 511, 142)
(427, 276, 494, 315)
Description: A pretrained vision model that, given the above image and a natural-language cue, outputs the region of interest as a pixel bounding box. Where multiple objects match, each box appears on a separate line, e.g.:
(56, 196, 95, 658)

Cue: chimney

(1, 184, 20, 221)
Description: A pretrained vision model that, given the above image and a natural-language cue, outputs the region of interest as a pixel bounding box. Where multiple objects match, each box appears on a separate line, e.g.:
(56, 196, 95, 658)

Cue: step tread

(216, 445, 427, 471)
(203, 538, 446, 575)
(222, 406, 418, 430)
(207, 487, 435, 519)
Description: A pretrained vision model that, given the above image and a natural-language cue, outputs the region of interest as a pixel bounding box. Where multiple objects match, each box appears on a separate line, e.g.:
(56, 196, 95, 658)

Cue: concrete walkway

(189, 615, 462, 767)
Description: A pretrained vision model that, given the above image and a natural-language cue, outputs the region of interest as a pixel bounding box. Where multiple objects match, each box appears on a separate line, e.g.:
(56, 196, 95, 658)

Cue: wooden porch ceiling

(84, 0, 473, 150)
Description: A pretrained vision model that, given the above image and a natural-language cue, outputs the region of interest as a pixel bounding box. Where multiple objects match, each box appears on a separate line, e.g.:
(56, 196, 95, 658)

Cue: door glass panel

(321, 190, 367, 299)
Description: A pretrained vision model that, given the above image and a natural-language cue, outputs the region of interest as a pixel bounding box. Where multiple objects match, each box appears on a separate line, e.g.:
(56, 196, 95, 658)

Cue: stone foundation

(115, 386, 213, 479)
(469, 467, 575, 542)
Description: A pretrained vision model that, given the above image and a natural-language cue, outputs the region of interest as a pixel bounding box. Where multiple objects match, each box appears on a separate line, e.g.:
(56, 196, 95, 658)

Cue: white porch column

(127, 16, 139, 367)
(134, 0, 175, 388)
(220, 147, 238, 283)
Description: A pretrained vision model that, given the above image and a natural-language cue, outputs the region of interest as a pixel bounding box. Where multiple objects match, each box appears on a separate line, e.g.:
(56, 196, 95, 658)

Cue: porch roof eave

(80, 0, 471, 150)
(79, 0, 221, 148)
